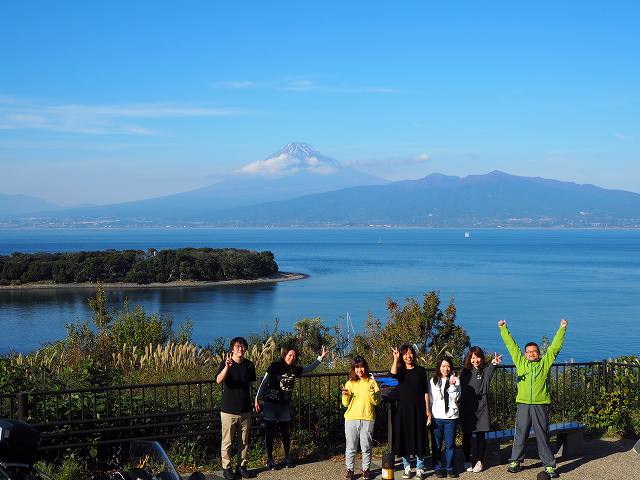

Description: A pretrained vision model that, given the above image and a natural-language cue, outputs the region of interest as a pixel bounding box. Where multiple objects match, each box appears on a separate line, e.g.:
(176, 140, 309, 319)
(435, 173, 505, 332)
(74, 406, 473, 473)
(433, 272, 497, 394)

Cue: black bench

(484, 421, 585, 465)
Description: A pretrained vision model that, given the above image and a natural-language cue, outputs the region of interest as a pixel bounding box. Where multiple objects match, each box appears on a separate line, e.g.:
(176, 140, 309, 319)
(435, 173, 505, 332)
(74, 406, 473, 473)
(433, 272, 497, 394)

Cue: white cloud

(282, 79, 397, 94)
(210, 77, 397, 94)
(0, 96, 246, 135)
(283, 80, 320, 92)
(211, 80, 256, 89)
(240, 153, 299, 175)
(416, 152, 431, 162)
(239, 153, 338, 176)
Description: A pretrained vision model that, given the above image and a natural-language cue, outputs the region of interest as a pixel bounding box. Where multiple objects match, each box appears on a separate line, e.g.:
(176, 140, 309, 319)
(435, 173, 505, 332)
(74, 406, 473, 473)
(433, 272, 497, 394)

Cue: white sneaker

(472, 461, 483, 473)
(464, 461, 473, 472)
(402, 465, 412, 478)
(415, 468, 425, 480)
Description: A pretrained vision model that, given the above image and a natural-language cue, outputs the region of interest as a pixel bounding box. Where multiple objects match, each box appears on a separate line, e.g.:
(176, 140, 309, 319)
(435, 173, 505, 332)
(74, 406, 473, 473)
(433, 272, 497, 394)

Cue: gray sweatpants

(345, 419, 375, 471)
(510, 404, 556, 467)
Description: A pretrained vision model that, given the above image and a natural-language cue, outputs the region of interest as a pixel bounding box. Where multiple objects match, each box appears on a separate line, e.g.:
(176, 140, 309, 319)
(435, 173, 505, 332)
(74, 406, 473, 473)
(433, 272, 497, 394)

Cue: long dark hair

(348, 356, 371, 382)
(432, 356, 454, 384)
(398, 343, 418, 370)
(463, 346, 486, 371)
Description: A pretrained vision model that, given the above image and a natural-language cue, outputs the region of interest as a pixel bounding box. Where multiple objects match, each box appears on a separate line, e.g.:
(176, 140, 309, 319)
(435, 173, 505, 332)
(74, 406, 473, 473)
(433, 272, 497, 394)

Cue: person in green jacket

(498, 318, 567, 479)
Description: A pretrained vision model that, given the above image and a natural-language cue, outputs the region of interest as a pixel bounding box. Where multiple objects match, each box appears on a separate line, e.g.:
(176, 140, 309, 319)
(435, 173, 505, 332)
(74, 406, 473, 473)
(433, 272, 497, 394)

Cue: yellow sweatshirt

(341, 377, 381, 421)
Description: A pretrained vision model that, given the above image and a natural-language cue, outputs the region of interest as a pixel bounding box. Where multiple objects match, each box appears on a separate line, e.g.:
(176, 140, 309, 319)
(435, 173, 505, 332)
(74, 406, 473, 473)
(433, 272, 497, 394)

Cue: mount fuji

(11, 143, 387, 223)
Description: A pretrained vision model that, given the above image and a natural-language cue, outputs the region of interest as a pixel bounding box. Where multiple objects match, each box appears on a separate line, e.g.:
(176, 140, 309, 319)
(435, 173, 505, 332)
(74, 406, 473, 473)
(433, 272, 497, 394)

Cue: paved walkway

(202, 437, 639, 480)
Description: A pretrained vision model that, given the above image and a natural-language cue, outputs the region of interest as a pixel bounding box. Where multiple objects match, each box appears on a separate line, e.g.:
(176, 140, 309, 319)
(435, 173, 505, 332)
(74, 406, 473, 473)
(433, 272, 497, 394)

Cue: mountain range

(0, 193, 60, 217)
(2, 143, 639, 227)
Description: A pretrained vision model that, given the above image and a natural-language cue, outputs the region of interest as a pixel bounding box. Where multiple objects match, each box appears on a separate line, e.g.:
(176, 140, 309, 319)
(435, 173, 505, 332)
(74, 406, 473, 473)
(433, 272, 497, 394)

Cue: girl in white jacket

(428, 356, 461, 478)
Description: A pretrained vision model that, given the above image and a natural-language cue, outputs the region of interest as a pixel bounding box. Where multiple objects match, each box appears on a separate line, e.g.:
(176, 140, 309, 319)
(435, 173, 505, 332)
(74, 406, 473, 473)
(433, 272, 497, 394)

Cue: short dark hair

(230, 337, 248, 349)
(463, 346, 486, 371)
(348, 356, 371, 382)
(524, 342, 540, 352)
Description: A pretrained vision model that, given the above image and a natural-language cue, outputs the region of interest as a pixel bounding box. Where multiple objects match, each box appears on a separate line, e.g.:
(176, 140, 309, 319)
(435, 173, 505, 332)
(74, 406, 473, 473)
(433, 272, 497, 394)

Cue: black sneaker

(236, 465, 251, 478)
(284, 456, 296, 468)
(507, 461, 522, 473)
(222, 467, 237, 480)
(447, 472, 459, 478)
(435, 470, 446, 478)
(265, 459, 276, 470)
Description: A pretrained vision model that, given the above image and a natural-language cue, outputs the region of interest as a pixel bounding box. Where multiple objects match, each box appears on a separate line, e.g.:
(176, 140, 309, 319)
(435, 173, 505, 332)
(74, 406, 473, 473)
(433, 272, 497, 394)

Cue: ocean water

(0, 228, 639, 361)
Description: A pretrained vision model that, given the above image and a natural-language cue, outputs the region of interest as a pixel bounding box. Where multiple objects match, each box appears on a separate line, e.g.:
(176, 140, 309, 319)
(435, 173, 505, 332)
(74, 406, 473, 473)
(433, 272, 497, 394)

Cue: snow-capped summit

(240, 142, 340, 176)
(277, 142, 318, 158)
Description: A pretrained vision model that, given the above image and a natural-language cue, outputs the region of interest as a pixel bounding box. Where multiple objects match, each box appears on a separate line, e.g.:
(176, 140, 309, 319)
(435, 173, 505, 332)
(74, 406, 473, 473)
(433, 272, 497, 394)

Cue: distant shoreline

(0, 271, 308, 290)
(2, 225, 639, 231)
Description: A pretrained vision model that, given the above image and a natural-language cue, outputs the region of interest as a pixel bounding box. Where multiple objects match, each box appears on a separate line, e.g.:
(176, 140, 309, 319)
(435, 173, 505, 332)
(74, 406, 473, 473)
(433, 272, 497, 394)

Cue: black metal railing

(1, 361, 638, 453)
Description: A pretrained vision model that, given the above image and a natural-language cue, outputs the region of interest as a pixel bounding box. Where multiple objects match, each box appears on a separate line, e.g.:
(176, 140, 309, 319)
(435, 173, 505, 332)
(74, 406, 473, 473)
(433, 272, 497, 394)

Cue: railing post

(386, 400, 393, 451)
(16, 392, 29, 420)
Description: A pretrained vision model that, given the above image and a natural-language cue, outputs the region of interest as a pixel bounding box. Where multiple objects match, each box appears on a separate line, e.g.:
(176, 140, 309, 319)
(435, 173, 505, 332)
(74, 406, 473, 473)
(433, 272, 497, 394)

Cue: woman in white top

(428, 356, 461, 478)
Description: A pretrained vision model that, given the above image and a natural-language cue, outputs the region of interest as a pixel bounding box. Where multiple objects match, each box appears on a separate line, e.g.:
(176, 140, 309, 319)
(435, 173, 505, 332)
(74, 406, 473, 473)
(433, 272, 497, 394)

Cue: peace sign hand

(392, 347, 400, 360)
(225, 352, 233, 368)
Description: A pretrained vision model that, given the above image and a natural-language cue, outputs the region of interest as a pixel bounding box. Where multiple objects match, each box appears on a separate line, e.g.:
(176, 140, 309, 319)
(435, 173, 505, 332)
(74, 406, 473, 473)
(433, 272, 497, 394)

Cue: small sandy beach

(0, 271, 308, 290)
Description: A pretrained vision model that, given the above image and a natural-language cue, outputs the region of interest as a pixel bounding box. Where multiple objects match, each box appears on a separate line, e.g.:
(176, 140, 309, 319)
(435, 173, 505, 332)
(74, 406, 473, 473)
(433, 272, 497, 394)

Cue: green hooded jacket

(500, 325, 566, 404)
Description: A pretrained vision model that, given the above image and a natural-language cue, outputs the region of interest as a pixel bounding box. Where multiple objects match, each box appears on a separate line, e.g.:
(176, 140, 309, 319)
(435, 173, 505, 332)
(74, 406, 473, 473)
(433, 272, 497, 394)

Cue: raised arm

(215, 353, 233, 384)
(390, 346, 400, 375)
(498, 320, 526, 370)
(544, 319, 567, 364)
(483, 352, 502, 383)
(301, 345, 328, 374)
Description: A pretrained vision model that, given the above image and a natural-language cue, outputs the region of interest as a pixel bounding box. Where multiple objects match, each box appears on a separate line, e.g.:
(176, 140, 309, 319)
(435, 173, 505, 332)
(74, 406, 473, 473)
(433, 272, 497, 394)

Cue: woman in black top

(459, 346, 502, 473)
(390, 343, 432, 480)
(255, 345, 327, 469)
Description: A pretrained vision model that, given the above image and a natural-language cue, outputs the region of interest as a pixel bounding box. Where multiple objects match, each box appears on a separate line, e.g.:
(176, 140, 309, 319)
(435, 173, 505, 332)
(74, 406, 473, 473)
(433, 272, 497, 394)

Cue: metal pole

(387, 400, 393, 451)
(16, 392, 28, 420)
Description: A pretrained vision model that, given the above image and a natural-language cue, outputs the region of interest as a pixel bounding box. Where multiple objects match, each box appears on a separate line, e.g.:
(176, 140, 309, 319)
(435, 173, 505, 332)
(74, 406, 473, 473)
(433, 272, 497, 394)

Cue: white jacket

(428, 376, 461, 419)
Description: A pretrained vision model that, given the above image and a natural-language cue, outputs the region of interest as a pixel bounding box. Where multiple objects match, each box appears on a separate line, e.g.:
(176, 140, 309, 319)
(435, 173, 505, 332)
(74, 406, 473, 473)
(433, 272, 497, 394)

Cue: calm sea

(1, 228, 638, 361)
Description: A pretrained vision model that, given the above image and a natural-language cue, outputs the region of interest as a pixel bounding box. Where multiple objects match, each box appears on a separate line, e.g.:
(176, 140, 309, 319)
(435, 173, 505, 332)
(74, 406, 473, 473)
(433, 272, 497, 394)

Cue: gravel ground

(201, 437, 639, 480)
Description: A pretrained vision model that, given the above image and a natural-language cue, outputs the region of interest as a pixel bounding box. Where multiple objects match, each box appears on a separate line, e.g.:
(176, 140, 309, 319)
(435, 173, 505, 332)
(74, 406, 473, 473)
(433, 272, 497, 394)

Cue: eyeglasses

(233, 345, 247, 350)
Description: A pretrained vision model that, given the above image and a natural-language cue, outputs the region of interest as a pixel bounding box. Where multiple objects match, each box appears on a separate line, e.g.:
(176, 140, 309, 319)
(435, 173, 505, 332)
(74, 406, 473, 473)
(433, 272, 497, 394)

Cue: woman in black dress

(459, 346, 502, 473)
(391, 343, 432, 480)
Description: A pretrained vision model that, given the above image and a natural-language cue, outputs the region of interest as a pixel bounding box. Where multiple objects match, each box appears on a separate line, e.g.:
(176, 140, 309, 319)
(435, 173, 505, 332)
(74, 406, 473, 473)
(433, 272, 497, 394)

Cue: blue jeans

(401, 455, 425, 470)
(433, 418, 457, 472)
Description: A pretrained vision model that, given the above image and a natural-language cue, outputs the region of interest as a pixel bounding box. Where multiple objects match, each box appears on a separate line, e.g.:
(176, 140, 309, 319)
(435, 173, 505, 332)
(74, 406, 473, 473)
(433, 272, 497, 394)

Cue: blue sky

(1, 1, 638, 205)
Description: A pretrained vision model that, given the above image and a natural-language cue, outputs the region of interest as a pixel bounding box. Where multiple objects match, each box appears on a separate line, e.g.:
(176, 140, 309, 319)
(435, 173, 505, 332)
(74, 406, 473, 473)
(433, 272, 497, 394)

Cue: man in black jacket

(216, 337, 256, 479)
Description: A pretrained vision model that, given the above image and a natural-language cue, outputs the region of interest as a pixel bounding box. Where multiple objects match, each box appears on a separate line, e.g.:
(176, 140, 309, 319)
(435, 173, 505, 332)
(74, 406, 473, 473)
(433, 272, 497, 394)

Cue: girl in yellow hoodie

(341, 356, 381, 479)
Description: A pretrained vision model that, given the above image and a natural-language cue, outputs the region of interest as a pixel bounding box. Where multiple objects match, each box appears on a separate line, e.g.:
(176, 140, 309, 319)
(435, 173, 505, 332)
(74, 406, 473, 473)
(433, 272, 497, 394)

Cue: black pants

(462, 431, 486, 463)
(264, 420, 291, 459)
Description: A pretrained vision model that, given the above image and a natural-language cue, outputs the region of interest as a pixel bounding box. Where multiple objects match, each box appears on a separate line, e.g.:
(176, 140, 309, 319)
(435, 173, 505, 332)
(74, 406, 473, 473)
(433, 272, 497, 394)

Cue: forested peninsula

(0, 247, 290, 287)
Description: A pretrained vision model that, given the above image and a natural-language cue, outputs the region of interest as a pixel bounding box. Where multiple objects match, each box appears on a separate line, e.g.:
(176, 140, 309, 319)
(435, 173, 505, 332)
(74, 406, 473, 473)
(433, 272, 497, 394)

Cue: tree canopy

(0, 247, 278, 285)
